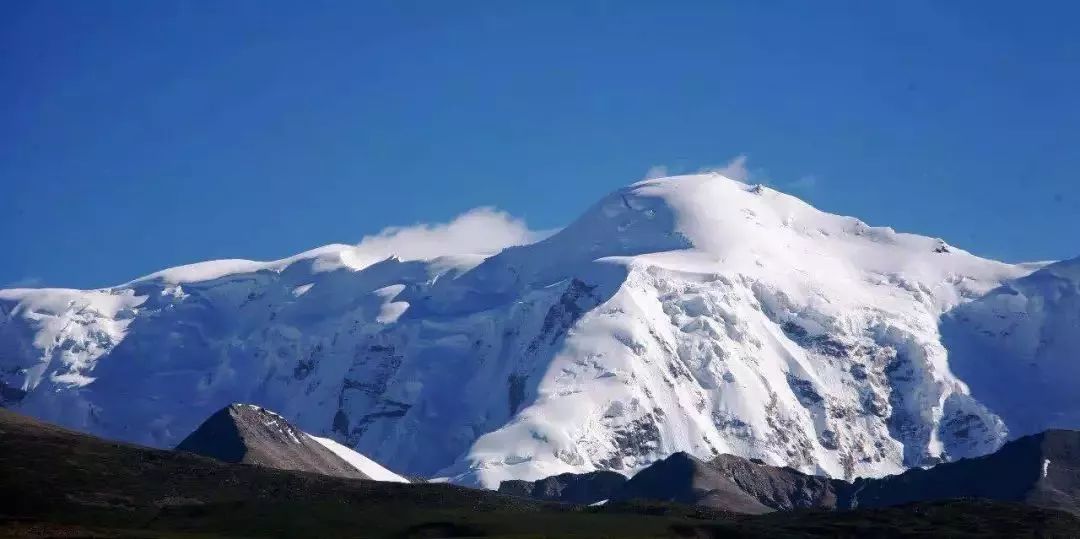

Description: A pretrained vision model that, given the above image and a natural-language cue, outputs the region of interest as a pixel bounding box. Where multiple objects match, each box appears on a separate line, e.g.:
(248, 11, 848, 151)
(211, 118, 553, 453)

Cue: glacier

(1, 173, 1075, 488)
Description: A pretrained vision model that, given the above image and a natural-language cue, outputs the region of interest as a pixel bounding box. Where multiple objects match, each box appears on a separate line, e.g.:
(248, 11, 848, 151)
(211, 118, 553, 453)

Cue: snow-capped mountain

(1, 174, 1073, 488)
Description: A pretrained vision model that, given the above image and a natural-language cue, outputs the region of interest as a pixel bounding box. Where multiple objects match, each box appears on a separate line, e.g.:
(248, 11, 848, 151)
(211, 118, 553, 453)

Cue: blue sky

(2, 1, 1078, 289)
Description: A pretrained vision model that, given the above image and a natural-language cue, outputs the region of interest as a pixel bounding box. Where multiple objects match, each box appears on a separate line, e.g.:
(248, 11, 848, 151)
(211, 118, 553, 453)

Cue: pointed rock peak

(652, 451, 706, 473)
(176, 403, 371, 480)
(174, 405, 249, 464)
(223, 403, 307, 443)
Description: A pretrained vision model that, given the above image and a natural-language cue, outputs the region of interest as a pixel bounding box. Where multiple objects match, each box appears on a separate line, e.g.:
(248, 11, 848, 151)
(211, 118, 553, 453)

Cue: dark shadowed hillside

(3, 409, 1079, 538)
(844, 429, 1080, 515)
(498, 470, 627, 504)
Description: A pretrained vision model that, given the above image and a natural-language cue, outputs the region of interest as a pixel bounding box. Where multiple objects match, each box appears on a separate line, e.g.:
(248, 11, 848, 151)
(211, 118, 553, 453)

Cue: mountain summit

(1, 174, 1075, 487)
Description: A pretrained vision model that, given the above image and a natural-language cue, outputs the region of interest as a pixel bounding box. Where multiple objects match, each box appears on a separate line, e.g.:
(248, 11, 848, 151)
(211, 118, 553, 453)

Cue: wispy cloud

(697, 154, 768, 184)
(645, 155, 820, 195)
(705, 154, 752, 183)
(643, 165, 669, 180)
(646, 155, 757, 183)
(353, 207, 546, 261)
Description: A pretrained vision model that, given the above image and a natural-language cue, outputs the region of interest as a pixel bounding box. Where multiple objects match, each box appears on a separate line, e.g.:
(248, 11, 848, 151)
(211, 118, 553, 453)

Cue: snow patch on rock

(308, 434, 410, 483)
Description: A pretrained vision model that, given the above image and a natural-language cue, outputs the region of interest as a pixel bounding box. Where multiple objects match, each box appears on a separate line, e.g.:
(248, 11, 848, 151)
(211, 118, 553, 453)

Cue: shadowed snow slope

(0, 174, 1071, 488)
(941, 257, 1080, 437)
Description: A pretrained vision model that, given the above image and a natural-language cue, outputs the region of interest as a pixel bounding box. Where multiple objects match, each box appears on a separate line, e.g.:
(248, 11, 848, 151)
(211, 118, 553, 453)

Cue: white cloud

(649, 155, 817, 195)
(644, 165, 669, 180)
(646, 155, 754, 183)
(696, 154, 770, 184)
(353, 207, 544, 262)
(708, 154, 751, 183)
(132, 208, 550, 284)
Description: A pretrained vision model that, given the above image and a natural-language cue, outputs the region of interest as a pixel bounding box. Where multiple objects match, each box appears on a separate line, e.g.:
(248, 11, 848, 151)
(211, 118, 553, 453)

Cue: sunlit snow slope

(308, 434, 410, 483)
(1, 174, 1072, 488)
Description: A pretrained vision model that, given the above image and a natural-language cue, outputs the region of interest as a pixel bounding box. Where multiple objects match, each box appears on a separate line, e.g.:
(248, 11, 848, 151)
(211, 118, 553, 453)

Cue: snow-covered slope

(0, 174, 1068, 488)
(307, 434, 409, 483)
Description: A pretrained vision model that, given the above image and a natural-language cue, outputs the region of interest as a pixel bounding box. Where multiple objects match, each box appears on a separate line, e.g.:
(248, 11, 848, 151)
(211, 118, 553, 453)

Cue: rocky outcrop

(611, 452, 773, 514)
(706, 453, 839, 510)
(176, 404, 370, 479)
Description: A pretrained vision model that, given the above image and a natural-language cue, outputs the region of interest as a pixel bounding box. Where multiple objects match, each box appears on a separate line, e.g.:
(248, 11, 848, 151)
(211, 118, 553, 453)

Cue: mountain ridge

(503, 429, 1080, 516)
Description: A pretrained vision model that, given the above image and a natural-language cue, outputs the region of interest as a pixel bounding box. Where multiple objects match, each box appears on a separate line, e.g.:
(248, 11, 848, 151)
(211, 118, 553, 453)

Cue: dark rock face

(707, 454, 839, 510)
(841, 430, 1080, 515)
(611, 452, 773, 514)
(498, 470, 627, 504)
(175, 403, 370, 479)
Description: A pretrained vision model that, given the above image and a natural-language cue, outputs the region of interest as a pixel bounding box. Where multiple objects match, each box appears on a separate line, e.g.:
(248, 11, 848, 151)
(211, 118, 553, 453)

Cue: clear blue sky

(3, 1, 1078, 289)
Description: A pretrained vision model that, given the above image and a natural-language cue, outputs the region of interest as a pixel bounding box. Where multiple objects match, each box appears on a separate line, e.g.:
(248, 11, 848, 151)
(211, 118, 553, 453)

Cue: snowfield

(308, 434, 410, 483)
(1, 174, 1075, 488)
